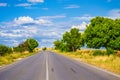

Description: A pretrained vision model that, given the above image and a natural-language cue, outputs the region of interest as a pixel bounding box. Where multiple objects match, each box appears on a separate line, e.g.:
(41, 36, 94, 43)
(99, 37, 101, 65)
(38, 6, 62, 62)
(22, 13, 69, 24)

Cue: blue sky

(0, 0, 120, 47)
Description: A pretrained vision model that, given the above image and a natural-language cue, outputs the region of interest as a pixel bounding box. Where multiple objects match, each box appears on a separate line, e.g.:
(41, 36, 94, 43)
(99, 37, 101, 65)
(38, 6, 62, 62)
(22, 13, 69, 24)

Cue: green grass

(53, 49, 120, 75)
(0, 52, 38, 66)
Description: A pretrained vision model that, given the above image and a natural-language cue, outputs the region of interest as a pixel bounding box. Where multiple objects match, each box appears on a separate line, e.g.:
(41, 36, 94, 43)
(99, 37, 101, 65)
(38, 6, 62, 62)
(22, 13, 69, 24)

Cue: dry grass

(0, 52, 38, 66)
(53, 49, 120, 75)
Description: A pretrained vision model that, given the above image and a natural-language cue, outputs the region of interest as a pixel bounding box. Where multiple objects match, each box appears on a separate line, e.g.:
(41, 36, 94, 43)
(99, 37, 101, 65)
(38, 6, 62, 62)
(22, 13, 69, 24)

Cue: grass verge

(0, 52, 37, 66)
(53, 49, 120, 75)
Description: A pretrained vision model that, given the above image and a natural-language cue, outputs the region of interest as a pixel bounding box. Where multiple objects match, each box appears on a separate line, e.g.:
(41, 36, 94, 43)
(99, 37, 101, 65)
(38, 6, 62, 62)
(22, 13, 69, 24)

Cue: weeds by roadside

(0, 52, 37, 66)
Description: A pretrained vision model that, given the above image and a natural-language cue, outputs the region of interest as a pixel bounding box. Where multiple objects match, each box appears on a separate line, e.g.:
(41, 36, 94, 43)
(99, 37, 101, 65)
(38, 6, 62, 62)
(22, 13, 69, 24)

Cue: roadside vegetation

(0, 38, 39, 66)
(53, 16, 120, 75)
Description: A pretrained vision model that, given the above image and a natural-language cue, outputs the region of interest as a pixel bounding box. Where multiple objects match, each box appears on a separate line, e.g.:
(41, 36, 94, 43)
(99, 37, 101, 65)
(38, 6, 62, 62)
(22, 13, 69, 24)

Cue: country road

(0, 51, 120, 80)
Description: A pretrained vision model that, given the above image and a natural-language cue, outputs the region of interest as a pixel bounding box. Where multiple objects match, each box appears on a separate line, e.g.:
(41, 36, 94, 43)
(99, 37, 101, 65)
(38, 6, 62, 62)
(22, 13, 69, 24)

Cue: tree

(63, 28, 83, 52)
(84, 16, 120, 55)
(13, 38, 39, 53)
(54, 28, 83, 52)
(27, 38, 39, 52)
(54, 40, 69, 52)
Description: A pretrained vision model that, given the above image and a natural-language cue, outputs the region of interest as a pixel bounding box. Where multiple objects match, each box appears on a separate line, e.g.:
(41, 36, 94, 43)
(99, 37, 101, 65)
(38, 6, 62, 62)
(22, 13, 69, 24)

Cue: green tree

(84, 16, 120, 55)
(27, 38, 39, 52)
(54, 40, 69, 52)
(63, 28, 83, 52)
(54, 28, 83, 52)
(13, 38, 39, 53)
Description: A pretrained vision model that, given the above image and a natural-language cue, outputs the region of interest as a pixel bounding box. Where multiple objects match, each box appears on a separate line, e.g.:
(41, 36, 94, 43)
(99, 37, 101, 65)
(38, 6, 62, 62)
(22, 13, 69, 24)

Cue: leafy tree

(84, 16, 120, 55)
(54, 28, 83, 52)
(27, 38, 39, 52)
(54, 40, 69, 52)
(13, 38, 39, 53)
(62, 28, 83, 52)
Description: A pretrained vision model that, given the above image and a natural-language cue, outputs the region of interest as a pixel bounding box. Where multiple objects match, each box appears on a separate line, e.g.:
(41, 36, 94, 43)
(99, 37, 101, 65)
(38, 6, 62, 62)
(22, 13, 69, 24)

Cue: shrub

(92, 50, 104, 56)
(0, 44, 12, 56)
(42, 47, 47, 51)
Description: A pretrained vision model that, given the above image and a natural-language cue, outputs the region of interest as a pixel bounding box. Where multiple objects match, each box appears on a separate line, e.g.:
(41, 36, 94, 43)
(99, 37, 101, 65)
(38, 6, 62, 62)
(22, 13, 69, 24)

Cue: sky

(0, 0, 120, 48)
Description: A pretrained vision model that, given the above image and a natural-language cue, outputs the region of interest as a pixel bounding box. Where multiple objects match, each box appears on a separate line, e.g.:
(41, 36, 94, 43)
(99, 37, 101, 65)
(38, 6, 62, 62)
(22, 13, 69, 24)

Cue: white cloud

(0, 3, 7, 7)
(0, 32, 23, 37)
(3, 40, 19, 47)
(109, 9, 120, 18)
(35, 19, 53, 26)
(14, 16, 53, 26)
(24, 26, 38, 34)
(64, 5, 80, 9)
(27, 0, 44, 3)
(72, 16, 94, 21)
(41, 31, 61, 38)
(71, 22, 88, 31)
(14, 16, 34, 25)
(15, 3, 32, 7)
(39, 15, 66, 19)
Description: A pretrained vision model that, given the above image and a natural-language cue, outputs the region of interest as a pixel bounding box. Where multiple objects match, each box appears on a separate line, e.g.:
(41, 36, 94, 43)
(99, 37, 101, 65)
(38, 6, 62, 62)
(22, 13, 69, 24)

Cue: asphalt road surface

(0, 51, 120, 80)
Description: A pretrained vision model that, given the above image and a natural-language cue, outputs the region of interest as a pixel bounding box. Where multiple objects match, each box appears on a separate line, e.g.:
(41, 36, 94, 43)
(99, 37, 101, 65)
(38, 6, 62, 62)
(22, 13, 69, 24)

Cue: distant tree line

(0, 38, 39, 56)
(54, 16, 120, 55)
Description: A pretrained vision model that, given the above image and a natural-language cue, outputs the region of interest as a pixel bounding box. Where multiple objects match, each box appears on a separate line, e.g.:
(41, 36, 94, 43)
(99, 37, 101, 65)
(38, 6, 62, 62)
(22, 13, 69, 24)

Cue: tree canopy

(84, 16, 120, 55)
(27, 38, 39, 52)
(54, 28, 83, 52)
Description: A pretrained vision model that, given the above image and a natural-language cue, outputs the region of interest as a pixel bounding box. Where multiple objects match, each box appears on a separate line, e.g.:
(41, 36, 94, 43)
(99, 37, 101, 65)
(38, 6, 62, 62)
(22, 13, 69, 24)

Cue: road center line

(46, 52, 49, 80)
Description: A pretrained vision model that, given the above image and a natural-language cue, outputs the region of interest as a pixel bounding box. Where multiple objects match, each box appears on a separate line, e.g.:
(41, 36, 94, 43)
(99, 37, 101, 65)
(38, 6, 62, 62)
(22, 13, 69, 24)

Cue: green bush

(0, 44, 12, 56)
(106, 47, 114, 56)
(42, 47, 47, 51)
(92, 50, 104, 56)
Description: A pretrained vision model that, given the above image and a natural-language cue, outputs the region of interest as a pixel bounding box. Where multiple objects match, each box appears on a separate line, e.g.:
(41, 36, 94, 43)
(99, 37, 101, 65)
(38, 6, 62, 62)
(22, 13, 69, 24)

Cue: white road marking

(46, 52, 49, 80)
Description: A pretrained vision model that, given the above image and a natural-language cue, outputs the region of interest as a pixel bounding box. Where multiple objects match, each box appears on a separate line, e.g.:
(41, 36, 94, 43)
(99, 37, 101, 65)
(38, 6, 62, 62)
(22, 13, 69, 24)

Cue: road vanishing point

(0, 51, 120, 80)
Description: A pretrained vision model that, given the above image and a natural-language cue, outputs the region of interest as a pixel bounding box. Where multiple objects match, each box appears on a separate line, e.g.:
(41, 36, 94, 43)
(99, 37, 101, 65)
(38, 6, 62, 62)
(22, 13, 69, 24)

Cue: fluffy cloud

(0, 26, 37, 38)
(35, 19, 53, 26)
(0, 3, 7, 7)
(109, 9, 120, 18)
(71, 22, 88, 31)
(14, 16, 34, 25)
(14, 16, 53, 26)
(0, 31, 23, 37)
(27, 0, 44, 3)
(64, 5, 80, 9)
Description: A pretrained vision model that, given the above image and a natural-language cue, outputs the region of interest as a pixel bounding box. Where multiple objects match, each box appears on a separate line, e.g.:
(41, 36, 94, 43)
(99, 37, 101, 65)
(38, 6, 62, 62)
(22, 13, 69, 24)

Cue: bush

(0, 45, 12, 56)
(106, 47, 114, 56)
(92, 50, 104, 56)
(42, 47, 47, 51)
